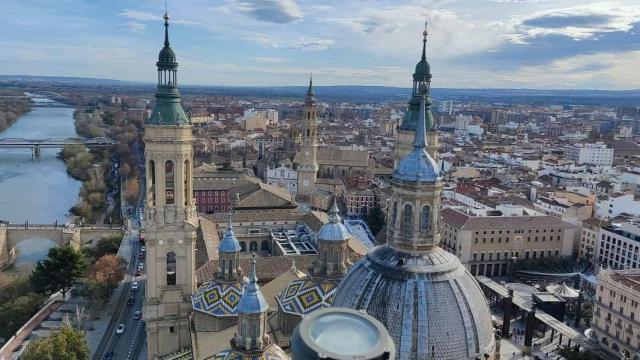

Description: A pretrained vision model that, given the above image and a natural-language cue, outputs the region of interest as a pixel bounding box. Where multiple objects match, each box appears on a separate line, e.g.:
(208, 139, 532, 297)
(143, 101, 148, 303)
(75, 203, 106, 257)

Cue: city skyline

(1, 0, 640, 90)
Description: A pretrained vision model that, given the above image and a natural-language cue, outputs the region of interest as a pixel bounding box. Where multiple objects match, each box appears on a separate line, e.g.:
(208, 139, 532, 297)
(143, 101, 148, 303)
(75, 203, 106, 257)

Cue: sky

(1, 0, 640, 89)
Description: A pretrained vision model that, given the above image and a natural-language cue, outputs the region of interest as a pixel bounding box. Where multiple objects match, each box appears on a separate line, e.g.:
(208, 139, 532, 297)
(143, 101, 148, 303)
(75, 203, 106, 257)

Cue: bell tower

(394, 20, 439, 166)
(297, 77, 318, 201)
(143, 12, 197, 358)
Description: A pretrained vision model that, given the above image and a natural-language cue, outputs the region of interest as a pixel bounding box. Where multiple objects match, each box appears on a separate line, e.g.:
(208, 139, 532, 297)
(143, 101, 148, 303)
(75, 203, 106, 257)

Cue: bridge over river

(0, 137, 116, 157)
(0, 224, 123, 270)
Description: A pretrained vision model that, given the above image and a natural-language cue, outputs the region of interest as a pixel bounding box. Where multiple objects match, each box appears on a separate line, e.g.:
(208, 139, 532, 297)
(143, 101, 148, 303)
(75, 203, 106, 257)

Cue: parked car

(135, 269, 142, 276)
(138, 252, 144, 260)
(131, 281, 139, 291)
(140, 246, 146, 253)
(116, 324, 125, 335)
(133, 311, 142, 320)
(104, 350, 114, 360)
(137, 262, 144, 271)
(127, 297, 135, 306)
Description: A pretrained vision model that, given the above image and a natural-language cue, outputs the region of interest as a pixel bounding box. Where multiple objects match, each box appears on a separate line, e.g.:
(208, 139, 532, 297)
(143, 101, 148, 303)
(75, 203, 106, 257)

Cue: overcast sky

(2, 0, 640, 89)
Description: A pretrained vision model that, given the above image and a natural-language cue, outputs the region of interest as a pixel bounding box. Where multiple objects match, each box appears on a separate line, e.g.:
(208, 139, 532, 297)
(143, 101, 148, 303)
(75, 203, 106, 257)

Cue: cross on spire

(421, 19, 428, 61)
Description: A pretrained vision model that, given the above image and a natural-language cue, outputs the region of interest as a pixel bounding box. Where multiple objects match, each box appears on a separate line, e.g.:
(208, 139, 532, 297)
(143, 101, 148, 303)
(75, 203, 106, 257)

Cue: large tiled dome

(332, 245, 495, 360)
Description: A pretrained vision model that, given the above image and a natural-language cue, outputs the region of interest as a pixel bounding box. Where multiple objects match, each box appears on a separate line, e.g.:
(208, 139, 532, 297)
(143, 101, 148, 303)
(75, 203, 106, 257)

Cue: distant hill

(1, 75, 638, 106)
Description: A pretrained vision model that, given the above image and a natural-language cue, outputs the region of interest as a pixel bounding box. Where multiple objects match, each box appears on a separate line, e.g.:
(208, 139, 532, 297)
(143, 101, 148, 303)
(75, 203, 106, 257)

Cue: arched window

(184, 160, 191, 206)
(250, 241, 258, 251)
(612, 343, 619, 351)
(261, 240, 269, 252)
(165, 160, 175, 205)
(307, 129, 310, 137)
(166, 252, 176, 285)
(221, 259, 226, 274)
(240, 242, 246, 252)
(149, 160, 156, 206)
(228, 260, 233, 275)
(402, 204, 413, 239)
(420, 206, 430, 232)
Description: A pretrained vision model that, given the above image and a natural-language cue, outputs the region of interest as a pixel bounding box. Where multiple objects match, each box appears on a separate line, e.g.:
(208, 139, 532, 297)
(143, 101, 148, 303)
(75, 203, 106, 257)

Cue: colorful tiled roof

(276, 277, 339, 315)
(191, 280, 245, 317)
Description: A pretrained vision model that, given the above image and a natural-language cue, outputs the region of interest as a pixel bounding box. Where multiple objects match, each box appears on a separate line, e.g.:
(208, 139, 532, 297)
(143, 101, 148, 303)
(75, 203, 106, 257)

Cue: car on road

(133, 311, 142, 320)
(137, 262, 144, 271)
(127, 297, 135, 306)
(116, 324, 125, 335)
(131, 281, 139, 291)
(135, 269, 142, 276)
(138, 252, 144, 260)
(141, 245, 146, 253)
(104, 350, 114, 360)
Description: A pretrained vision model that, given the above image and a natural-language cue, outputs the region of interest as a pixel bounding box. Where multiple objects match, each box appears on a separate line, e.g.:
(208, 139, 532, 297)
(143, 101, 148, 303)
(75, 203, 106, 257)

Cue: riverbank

(0, 93, 31, 132)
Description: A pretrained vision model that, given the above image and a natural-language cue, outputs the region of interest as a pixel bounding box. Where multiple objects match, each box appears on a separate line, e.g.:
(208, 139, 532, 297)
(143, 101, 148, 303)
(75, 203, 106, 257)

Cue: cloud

(118, 9, 159, 22)
(290, 37, 333, 51)
(250, 56, 289, 63)
(230, 0, 303, 23)
(513, 3, 640, 40)
(118, 21, 147, 33)
(325, 7, 510, 60)
(242, 33, 279, 47)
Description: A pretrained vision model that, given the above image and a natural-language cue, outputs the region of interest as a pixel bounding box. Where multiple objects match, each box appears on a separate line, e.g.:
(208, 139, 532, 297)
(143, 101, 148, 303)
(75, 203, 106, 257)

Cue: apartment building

(565, 142, 614, 166)
(441, 208, 577, 277)
(592, 269, 640, 359)
(597, 221, 640, 270)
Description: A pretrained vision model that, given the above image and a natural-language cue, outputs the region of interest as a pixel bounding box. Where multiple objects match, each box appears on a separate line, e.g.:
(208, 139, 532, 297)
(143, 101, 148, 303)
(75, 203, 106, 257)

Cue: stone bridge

(0, 224, 124, 269)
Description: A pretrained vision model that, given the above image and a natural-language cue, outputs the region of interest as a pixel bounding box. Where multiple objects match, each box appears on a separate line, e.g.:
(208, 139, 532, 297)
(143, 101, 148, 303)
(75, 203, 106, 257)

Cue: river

(0, 103, 81, 267)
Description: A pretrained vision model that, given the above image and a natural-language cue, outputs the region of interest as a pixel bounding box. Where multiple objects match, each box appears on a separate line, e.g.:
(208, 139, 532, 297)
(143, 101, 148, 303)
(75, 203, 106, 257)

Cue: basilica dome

(332, 245, 495, 359)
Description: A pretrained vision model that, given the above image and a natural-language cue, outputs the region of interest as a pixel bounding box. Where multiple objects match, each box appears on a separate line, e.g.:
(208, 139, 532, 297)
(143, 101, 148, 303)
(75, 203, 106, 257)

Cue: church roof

(332, 245, 495, 359)
(191, 280, 245, 317)
(277, 277, 339, 316)
(234, 182, 297, 209)
(293, 148, 369, 167)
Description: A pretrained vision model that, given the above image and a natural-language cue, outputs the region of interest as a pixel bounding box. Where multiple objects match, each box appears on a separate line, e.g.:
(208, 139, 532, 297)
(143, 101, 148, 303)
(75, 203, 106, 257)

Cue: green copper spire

(147, 12, 190, 126)
(400, 20, 433, 132)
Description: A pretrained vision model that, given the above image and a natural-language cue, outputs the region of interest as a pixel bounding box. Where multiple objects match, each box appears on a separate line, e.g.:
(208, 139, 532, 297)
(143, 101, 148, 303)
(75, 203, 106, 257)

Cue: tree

(88, 255, 126, 286)
(21, 326, 89, 360)
(0, 292, 44, 340)
(30, 246, 86, 298)
(124, 177, 139, 204)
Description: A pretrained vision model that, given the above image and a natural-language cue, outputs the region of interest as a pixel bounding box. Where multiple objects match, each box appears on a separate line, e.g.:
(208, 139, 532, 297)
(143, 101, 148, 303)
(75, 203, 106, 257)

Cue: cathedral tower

(394, 22, 439, 166)
(333, 24, 495, 359)
(143, 12, 197, 357)
(296, 77, 318, 201)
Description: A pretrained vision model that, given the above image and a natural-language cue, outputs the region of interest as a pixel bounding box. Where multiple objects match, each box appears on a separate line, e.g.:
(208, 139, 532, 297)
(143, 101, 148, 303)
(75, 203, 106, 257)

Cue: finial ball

(164, 13, 170, 21)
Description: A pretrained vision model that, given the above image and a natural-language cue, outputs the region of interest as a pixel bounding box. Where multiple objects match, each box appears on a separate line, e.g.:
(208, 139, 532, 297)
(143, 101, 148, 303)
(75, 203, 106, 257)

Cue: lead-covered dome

(317, 200, 351, 242)
(332, 245, 494, 359)
(394, 147, 439, 182)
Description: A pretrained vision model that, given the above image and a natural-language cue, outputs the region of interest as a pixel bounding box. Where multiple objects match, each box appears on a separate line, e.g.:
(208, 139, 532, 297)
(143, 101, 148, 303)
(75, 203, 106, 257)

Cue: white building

(596, 194, 640, 219)
(266, 164, 297, 196)
(597, 221, 640, 269)
(565, 142, 614, 166)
